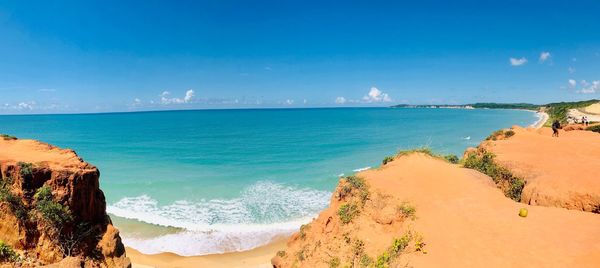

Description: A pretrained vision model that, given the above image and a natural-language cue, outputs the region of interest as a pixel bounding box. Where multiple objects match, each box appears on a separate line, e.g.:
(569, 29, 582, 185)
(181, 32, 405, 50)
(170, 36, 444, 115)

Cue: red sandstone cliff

(0, 136, 130, 267)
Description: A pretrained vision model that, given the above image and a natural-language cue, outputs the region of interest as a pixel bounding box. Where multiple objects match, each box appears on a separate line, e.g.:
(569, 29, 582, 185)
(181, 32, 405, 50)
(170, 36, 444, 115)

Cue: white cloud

(568, 67, 576, 74)
(509, 57, 528, 66)
(335, 97, 347, 104)
(184, 89, 194, 102)
(17, 102, 35, 110)
(284, 99, 294, 105)
(539, 52, 551, 62)
(363, 87, 392, 102)
(568, 79, 577, 88)
(579, 80, 599, 94)
(160, 90, 195, 105)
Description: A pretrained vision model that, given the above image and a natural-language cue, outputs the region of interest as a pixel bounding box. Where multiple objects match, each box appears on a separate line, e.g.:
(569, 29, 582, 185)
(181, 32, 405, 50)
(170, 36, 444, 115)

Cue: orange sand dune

(484, 126, 600, 211)
(274, 154, 600, 267)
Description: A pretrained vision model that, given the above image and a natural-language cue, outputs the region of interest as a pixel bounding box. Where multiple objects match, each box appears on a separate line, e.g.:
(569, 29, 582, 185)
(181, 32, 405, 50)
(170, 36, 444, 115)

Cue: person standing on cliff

(552, 120, 561, 137)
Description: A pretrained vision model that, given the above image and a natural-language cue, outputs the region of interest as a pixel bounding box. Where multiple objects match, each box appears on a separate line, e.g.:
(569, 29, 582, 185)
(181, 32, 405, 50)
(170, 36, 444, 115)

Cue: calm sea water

(0, 108, 538, 255)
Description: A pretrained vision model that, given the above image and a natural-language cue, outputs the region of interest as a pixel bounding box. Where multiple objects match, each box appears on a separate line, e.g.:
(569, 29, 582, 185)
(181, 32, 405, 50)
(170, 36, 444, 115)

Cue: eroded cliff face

(0, 137, 130, 267)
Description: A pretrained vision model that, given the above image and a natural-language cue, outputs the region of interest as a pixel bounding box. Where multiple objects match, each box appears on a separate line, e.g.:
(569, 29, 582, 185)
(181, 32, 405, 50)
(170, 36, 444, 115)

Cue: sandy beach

(128, 240, 286, 268)
(531, 111, 549, 128)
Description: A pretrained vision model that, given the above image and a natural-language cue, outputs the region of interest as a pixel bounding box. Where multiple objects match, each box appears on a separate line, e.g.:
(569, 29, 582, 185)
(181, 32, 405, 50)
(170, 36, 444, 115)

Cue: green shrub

(587, 125, 600, 133)
(0, 184, 27, 222)
(338, 202, 360, 224)
(375, 252, 391, 268)
(0, 240, 18, 262)
(504, 130, 515, 138)
(463, 151, 525, 201)
(382, 156, 395, 165)
(397, 202, 416, 220)
(443, 154, 459, 164)
(0, 134, 17, 141)
(486, 130, 504, 141)
(328, 256, 340, 268)
(344, 176, 369, 205)
(34, 186, 73, 226)
(359, 254, 373, 268)
(276, 250, 286, 257)
(397, 147, 434, 157)
(390, 233, 412, 255)
(299, 224, 310, 239)
(18, 162, 33, 177)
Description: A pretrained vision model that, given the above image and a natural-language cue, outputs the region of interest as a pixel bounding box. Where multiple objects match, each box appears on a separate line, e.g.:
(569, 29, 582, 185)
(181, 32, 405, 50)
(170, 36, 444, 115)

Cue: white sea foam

(352, 166, 371, 172)
(107, 181, 331, 256)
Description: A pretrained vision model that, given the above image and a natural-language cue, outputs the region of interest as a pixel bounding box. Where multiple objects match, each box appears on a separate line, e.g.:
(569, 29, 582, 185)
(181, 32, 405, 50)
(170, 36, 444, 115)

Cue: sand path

(360, 154, 600, 267)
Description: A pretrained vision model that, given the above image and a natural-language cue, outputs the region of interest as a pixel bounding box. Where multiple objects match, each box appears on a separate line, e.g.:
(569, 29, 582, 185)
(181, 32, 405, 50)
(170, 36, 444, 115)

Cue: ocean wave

(107, 181, 331, 255)
(352, 166, 371, 172)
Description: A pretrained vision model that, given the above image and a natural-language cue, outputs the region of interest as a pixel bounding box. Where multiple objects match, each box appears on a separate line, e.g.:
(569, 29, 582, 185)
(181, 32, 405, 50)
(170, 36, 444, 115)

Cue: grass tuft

(397, 202, 416, 220)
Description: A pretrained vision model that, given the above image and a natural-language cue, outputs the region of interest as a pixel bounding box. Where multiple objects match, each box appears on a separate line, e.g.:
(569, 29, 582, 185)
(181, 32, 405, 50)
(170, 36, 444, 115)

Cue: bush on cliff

(0, 178, 27, 222)
(34, 186, 73, 227)
(338, 202, 360, 224)
(18, 162, 33, 177)
(463, 151, 525, 201)
(0, 240, 18, 262)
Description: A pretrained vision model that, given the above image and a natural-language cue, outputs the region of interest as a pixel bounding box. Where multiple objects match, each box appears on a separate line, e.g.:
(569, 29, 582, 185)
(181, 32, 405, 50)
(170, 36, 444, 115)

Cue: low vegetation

(0, 176, 27, 222)
(328, 256, 340, 268)
(486, 129, 515, 141)
(299, 224, 310, 239)
(395, 147, 460, 164)
(382, 156, 394, 165)
(545, 99, 599, 126)
(341, 175, 370, 205)
(397, 202, 416, 220)
(34, 186, 73, 227)
(18, 162, 33, 177)
(0, 134, 17, 141)
(463, 150, 525, 201)
(0, 240, 18, 262)
(338, 202, 360, 224)
(587, 124, 600, 133)
(371, 231, 424, 268)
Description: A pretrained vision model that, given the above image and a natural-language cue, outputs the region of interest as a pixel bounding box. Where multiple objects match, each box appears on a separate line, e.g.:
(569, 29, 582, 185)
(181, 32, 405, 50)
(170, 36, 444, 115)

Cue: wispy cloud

(539, 52, 551, 63)
(363, 87, 392, 102)
(578, 80, 599, 94)
(38, 88, 56, 92)
(509, 57, 528, 66)
(334, 96, 347, 104)
(568, 67, 576, 74)
(568, 79, 577, 88)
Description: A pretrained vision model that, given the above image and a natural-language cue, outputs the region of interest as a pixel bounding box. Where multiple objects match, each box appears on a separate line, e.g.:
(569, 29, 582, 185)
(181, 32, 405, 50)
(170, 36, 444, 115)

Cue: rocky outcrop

(0, 137, 130, 267)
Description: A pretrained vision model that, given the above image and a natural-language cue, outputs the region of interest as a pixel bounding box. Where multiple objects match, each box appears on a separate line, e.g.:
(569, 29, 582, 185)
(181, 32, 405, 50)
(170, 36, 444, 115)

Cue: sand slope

(484, 126, 600, 211)
(274, 153, 600, 267)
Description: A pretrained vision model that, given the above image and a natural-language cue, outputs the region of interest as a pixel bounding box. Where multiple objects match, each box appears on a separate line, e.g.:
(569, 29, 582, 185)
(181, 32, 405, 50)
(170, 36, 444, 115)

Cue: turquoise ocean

(0, 108, 539, 255)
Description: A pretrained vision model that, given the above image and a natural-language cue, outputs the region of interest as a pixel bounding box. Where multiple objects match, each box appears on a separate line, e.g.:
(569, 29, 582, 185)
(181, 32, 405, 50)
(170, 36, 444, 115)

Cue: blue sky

(1, 0, 599, 114)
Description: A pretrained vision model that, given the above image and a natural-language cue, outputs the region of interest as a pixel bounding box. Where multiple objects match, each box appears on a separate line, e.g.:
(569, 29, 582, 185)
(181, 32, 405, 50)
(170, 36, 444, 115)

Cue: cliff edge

(0, 135, 130, 267)
(476, 126, 600, 212)
(273, 153, 600, 267)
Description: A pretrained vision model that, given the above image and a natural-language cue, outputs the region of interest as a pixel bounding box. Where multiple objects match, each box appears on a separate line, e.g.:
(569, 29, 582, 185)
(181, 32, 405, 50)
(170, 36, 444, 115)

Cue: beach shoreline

(531, 111, 549, 129)
(128, 239, 287, 268)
